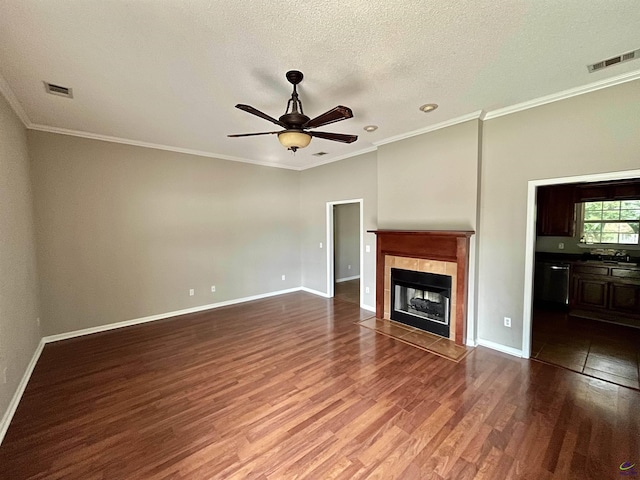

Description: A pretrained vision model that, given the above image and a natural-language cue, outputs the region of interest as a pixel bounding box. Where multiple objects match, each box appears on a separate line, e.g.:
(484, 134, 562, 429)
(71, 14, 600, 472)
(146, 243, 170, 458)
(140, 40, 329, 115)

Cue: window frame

(578, 200, 640, 246)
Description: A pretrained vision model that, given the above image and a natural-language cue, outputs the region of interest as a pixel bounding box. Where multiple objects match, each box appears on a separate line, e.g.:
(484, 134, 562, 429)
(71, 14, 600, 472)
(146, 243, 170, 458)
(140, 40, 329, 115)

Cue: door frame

(522, 168, 640, 358)
(326, 199, 364, 307)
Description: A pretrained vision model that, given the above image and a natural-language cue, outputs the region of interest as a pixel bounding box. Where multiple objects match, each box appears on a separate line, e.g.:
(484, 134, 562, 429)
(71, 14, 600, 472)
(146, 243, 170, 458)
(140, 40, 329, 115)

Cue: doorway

(523, 170, 640, 389)
(326, 199, 363, 307)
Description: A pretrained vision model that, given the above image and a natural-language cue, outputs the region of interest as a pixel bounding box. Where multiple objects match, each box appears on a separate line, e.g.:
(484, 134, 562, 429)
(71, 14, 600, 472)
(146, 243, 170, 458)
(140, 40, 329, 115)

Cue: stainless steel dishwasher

(534, 261, 570, 307)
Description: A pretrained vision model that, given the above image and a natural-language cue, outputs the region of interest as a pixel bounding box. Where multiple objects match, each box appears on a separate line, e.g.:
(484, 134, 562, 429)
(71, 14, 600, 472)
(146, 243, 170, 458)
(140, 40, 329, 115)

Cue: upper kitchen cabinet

(536, 185, 576, 237)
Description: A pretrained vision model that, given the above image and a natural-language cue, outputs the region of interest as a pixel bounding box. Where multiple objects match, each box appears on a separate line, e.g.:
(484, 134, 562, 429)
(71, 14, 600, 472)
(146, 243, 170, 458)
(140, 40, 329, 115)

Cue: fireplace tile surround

(369, 230, 474, 346)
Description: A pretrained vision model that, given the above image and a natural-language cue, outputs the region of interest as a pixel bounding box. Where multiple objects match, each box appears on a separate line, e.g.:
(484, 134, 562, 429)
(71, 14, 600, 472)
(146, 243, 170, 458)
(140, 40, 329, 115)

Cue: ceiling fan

(228, 70, 357, 152)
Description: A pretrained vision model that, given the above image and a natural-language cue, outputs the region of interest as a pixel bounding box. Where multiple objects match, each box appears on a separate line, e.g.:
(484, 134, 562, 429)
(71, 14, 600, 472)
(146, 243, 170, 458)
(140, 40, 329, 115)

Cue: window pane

(621, 200, 640, 209)
(601, 232, 619, 243)
(584, 202, 603, 212)
(583, 222, 602, 233)
(620, 209, 640, 221)
(584, 210, 603, 221)
(620, 234, 639, 244)
(602, 210, 621, 221)
(584, 232, 601, 243)
(602, 201, 621, 211)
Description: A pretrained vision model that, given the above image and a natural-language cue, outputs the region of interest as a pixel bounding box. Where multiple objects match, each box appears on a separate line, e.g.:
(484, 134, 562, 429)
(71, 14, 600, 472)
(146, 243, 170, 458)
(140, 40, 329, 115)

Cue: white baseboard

(465, 339, 477, 347)
(360, 304, 375, 313)
(336, 275, 360, 283)
(476, 338, 523, 358)
(43, 287, 304, 343)
(300, 287, 331, 298)
(0, 338, 45, 445)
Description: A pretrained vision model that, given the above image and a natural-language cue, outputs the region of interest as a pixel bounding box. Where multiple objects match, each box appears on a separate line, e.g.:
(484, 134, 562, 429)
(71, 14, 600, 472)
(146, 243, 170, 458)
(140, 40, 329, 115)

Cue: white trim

(361, 304, 376, 313)
(521, 168, 640, 359)
(326, 199, 365, 308)
(484, 69, 640, 120)
(300, 286, 331, 298)
(43, 287, 302, 343)
(0, 73, 32, 128)
(336, 275, 360, 283)
(373, 111, 483, 147)
(476, 338, 523, 358)
(0, 339, 45, 446)
(28, 124, 301, 171)
(466, 339, 477, 347)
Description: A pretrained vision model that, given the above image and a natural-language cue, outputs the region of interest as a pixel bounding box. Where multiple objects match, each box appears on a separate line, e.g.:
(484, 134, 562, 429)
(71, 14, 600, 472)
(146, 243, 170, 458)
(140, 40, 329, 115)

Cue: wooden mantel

(369, 230, 474, 345)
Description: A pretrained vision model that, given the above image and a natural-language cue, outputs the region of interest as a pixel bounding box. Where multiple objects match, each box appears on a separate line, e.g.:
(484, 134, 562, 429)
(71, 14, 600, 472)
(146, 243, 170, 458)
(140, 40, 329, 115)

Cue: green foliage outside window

(582, 200, 640, 244)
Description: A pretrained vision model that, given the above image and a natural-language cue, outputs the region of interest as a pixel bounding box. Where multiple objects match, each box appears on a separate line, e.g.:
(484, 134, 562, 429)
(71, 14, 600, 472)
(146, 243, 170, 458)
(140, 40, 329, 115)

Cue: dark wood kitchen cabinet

(536, 185, 576, 237)
(569, 262, 640, 328)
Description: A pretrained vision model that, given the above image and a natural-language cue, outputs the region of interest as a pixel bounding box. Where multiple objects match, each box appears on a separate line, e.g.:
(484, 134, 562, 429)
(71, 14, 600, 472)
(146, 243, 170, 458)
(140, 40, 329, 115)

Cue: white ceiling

(1, 1, 639, 170)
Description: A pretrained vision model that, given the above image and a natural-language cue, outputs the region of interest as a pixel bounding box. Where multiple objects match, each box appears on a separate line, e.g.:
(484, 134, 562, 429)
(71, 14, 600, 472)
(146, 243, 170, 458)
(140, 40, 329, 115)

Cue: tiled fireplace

(369, 230, 474, 345)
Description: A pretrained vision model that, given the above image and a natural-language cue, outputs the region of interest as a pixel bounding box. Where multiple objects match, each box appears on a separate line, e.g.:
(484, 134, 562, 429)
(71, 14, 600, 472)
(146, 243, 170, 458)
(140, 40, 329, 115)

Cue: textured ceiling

(1, 1, 639, 169)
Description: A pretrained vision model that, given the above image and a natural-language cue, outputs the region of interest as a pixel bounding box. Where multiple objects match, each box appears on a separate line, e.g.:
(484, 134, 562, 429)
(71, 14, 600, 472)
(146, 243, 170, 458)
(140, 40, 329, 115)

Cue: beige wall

(377, 120, 480, 230)
(300, 151, 377, 307)
(0, 96, 40, 426)
(334, 203, 360, 280)
(29, 132, 301, 336)
(478, 79, 640, 349)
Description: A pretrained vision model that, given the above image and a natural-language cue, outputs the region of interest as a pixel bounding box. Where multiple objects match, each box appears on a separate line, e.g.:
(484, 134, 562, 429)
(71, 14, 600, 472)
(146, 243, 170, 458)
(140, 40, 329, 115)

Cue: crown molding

(0, 73, 32, 127)
(373, 111, 484, 147)
(484, 68, 640, 120)
(28, 124, 301, 170)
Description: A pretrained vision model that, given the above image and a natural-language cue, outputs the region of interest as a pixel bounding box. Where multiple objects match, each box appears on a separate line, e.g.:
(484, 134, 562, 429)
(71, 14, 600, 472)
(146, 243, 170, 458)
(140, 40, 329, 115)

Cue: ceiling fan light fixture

(278, 130, 312, 152)
(363, 125, 378, 132)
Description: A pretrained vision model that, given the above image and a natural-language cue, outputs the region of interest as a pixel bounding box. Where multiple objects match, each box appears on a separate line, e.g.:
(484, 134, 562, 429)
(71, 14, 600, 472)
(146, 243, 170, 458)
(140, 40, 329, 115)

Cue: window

(581, 200, 640, 245)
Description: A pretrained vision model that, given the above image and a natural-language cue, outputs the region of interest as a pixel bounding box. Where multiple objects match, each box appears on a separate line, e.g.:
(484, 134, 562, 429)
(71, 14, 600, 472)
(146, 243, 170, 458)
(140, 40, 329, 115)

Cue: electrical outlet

(189, 289, 194, 296)
(281, 274, 286, 281)
(348, 265, 351, 270)
(1, 368, 6, 385)
(558, 242, 565, 250)
(211, 286, 216, 293)
(365, 245, 371, 253)
(36, 317, 40, 327)
(365, 286, 370, 294)
(504, 317, 511, 328)
(319, 242, 323, 249)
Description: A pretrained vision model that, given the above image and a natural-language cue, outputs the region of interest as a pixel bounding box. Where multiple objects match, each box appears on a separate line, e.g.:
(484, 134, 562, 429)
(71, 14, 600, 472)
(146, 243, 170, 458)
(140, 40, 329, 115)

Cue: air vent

(44, 82, 73, 98)
(588, 49, 640, 73)
(312, 151, 328, 156)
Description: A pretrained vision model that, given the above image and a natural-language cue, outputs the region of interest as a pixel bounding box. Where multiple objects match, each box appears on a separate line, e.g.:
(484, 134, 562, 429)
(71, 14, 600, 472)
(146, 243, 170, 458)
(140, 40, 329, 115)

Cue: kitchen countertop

(535, 251, 640, 267)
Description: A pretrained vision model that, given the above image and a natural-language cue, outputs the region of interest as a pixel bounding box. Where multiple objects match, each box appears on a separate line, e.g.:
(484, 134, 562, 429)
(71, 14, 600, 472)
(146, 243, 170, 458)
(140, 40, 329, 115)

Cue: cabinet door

(537, 185, 576, 236)
(609, 283, 640, 314)
(572, 276, 608, 309)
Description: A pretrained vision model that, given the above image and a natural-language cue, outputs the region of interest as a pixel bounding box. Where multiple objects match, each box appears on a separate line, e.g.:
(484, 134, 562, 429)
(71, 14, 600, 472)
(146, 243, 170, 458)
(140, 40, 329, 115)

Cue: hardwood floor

(1, 292, 639, 479)
(334, 278, 360, 305)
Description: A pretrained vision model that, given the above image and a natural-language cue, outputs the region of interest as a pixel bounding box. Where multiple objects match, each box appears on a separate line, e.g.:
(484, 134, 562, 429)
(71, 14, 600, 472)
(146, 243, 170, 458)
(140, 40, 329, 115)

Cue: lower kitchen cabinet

(609, 282, 640, 314)
(569, 262, 640, 328)
(572, 276, 608, 309)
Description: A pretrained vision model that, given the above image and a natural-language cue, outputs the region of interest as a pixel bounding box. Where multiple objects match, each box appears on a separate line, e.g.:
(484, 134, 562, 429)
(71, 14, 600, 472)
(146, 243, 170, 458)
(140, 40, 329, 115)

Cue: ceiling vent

(588, 49, 640, 73)
(44, 82, 73, 98)
(312, 151, 328, 156)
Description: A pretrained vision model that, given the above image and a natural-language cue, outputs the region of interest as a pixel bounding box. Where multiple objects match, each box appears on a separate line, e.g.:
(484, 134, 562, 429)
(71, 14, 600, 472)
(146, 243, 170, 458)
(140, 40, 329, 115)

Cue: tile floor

(531, 308, 640, 390)
(358, 317, 472, 362)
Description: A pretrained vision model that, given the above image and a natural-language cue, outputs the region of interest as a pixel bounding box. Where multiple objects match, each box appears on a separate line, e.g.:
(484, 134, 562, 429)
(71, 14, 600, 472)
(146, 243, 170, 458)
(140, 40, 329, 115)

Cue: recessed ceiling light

(363, 125, 378, 132)
(419, 103, 438, 113)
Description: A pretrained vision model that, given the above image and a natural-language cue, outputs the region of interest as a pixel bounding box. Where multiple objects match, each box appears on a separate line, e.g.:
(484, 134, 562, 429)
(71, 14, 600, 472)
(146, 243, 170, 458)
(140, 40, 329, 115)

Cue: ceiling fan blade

(227, 131, 280, 138)
(303, 106, 353, 129)
(308, 131, 358, 144)
(235, 104, 287, 128)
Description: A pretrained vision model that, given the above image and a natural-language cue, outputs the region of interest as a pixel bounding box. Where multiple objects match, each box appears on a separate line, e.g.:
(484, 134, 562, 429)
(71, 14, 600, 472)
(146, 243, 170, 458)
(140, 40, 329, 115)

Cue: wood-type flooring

(1, 292, 639, 479)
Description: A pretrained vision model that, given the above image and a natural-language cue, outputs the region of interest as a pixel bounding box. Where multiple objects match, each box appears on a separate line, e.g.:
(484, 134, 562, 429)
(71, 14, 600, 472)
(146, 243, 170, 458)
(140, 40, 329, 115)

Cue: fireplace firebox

(390, 268, 452, 337)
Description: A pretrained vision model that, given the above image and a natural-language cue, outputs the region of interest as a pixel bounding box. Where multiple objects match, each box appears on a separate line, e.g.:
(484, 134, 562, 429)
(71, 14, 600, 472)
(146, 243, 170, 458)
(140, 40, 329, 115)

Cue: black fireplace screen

(390, 268, 452, 338)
